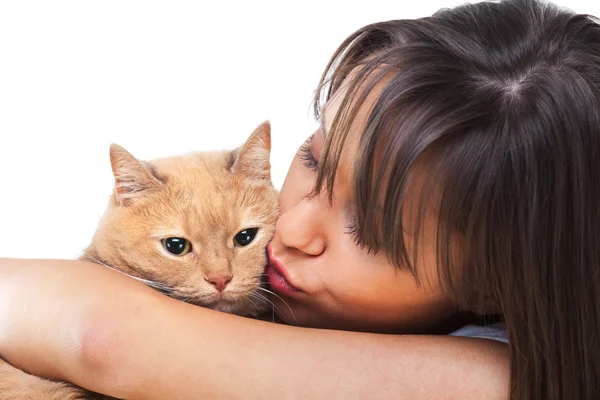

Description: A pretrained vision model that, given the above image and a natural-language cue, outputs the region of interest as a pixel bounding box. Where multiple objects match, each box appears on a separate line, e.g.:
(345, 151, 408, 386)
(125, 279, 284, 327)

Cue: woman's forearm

(83, 297, 509, 399)
(79, 286, 510, 399)
(0, 258, 509, 399)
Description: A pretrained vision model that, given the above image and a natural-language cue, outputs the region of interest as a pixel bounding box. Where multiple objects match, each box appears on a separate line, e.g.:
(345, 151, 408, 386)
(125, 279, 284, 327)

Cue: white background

(1, 1, 599, 259)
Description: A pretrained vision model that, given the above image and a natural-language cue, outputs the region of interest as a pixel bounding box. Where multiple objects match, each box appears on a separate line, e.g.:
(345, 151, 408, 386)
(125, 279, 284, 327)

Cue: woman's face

(266, 81, 457, 333)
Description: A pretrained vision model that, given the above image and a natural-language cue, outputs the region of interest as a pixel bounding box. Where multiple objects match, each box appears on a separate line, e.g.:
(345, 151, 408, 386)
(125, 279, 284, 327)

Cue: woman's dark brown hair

(312, 0, 600, 398)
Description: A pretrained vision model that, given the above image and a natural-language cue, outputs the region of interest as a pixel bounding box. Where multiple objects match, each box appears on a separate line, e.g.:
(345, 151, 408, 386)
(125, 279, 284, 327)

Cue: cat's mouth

(217, 287, 274, 316)
(162, 288, 268, 316)
(205, 298, 246, 313)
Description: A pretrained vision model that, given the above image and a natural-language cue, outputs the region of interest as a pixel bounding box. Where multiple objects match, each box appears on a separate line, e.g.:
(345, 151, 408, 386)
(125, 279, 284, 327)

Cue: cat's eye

(234, 228, 258, 247)
(162, 237, 192, 256)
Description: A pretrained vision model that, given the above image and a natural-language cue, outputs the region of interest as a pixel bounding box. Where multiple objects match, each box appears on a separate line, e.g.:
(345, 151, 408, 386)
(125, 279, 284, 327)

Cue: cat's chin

(203, 296, 269, 317)
(208, 301, 245, 315)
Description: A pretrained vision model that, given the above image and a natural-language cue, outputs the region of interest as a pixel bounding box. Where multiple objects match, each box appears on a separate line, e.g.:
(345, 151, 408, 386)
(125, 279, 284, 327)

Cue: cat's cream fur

(0, 122, 279, 399)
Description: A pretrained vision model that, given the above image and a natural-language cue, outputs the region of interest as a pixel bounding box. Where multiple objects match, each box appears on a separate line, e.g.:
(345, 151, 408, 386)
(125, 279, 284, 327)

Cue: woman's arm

(0, 258, 509, 400)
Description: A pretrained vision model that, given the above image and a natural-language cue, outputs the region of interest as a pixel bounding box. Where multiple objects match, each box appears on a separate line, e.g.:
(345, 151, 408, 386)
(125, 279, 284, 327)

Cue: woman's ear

(230, 121, 271, 182)
(109, 144, 163, 206)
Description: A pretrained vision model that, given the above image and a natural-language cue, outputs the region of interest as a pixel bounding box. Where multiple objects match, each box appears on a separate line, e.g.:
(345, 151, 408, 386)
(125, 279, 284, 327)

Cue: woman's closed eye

(345, 214, 370, 250)
(299, 134, 318, 171)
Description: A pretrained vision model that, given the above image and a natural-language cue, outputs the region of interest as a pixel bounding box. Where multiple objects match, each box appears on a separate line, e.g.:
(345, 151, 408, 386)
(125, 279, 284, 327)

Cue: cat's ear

(230, 121, 271, 181)
(109, 144, 163, 206)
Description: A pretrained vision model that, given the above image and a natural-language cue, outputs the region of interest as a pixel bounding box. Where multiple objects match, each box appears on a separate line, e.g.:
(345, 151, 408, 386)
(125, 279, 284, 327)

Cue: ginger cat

(0, 121, 279, 399)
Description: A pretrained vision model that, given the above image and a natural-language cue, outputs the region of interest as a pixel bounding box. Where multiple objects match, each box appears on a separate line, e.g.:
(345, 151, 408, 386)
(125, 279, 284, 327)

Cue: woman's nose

(275, 199, 326, 256)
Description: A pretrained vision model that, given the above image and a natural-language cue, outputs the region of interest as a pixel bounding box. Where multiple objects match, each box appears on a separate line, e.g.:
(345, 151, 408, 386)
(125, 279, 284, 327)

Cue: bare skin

(0, 258, 508, 400)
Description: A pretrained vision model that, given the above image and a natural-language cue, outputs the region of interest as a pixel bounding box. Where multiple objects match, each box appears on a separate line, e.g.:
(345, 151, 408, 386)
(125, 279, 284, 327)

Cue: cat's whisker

(248, 292, 278, 323)
(256, 287, 298, 326)
(249, 292, 275, 310)
(259, 293, 277, 324)
(243, 292, 270, 318)
(245, 296, 258, 308)
(84, 253, 182, 299)
(250, 292, 284, 322)
(245, 296, 264, 318)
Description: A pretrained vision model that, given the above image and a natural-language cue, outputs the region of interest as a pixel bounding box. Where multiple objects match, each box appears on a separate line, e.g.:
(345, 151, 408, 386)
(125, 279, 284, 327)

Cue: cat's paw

(0, 357, 93, 400)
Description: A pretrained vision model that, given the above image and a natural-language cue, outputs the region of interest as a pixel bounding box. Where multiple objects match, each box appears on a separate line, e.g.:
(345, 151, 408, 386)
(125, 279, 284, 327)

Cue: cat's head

(86, 122, 279, 317)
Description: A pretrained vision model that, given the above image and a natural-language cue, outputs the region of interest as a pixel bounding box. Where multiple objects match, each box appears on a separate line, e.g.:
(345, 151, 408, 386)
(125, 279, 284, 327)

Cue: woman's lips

(266, 244, 299, 296)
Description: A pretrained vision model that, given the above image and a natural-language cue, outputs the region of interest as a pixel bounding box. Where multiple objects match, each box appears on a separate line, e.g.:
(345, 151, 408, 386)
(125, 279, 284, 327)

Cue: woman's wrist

(0, 258, 159, 397)
(76, 283, 173, 398)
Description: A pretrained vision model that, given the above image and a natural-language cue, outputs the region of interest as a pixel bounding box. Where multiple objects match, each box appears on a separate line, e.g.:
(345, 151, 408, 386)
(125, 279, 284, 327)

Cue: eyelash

(300, 134, 370, 251)
(299, 135, 318, 171)
(344, 214, 369, 249)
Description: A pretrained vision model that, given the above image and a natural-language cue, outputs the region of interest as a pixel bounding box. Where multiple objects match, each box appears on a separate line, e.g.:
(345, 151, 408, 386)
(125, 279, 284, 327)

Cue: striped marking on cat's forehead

(150, 229, 186, 239)
(239, 219, 267, 229)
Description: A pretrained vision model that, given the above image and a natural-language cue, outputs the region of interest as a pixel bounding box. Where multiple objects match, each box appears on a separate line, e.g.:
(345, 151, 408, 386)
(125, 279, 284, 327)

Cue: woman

(1, 0, 599, 398)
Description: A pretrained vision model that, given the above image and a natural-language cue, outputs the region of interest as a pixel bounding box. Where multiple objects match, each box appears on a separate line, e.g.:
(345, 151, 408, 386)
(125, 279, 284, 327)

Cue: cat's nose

(205, 275, 232, 293)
